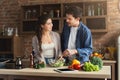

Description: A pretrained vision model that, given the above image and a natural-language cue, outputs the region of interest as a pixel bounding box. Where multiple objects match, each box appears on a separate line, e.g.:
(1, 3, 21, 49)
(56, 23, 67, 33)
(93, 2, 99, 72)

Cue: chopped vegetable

(49, 58, 65, 67)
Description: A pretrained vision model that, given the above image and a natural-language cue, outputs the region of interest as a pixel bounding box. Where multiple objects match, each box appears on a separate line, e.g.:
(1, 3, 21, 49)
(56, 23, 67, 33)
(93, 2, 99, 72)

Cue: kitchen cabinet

(10, 76, 29, 80)
(20, 0, 107, 34)
(0, 75, 7, 80)
(7, 76, 108, 80)
(0, 36, 24, 60)
(83, 2, 107, 32)
(21, 3, 61, 34)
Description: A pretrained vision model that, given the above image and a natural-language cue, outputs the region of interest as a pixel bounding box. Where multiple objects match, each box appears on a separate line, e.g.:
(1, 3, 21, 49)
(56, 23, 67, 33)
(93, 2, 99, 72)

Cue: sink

(0, 62, 6, 68)
(0, 60, 11, 69)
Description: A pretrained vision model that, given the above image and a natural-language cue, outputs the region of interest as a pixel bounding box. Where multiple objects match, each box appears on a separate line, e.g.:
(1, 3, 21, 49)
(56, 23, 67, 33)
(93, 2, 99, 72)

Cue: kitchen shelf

(20, 1, 107, 34)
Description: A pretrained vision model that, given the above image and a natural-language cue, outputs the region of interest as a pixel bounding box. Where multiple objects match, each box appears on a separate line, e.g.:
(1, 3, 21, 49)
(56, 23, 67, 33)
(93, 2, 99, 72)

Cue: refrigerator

(118, 35, 120, 80)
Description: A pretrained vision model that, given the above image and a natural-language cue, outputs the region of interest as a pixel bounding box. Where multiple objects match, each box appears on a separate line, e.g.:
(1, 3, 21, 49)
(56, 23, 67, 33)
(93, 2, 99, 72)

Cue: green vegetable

(90, 56, 103, 69)
(83, 62, 99, 71)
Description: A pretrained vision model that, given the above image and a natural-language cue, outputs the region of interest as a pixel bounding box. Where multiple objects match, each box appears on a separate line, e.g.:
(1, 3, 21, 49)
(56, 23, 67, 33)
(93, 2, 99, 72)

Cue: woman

(32, 14, 61, 65)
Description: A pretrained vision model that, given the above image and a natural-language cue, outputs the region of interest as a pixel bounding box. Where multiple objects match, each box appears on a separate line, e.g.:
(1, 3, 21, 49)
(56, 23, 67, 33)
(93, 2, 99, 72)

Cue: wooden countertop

(103, 60, 116, 64)
(0, 66, 111, 79)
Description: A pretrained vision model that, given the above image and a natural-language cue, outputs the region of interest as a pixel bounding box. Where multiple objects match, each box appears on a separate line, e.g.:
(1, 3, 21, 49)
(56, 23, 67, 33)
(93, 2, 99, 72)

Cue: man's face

(66, 14, 79, 27)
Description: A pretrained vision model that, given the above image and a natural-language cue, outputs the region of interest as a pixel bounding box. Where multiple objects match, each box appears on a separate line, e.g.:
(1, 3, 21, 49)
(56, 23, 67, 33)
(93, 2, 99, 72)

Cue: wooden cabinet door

(0, 75, 8, 80)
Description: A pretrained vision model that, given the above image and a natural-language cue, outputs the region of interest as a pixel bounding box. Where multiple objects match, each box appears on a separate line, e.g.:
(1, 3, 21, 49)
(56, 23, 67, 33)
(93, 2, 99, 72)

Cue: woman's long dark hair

(35, 14, 51, 52)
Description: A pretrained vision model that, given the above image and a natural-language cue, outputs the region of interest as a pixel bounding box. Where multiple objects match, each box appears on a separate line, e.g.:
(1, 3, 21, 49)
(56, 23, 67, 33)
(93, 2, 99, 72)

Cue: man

(61, 6, 93, 64)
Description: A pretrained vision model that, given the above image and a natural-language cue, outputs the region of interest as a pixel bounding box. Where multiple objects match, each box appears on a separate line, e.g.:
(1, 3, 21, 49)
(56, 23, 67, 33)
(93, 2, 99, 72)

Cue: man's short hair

(65, 6, 82, 18)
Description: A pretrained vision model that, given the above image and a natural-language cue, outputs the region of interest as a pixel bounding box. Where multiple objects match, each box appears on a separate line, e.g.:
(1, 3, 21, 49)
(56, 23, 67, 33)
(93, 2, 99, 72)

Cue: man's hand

(62, 49, 70, 57)
(63, 49, 77, 57)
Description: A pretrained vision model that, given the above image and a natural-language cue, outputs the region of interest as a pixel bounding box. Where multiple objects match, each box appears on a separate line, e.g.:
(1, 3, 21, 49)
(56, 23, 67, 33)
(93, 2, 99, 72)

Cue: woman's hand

(57, 55, 63, 60)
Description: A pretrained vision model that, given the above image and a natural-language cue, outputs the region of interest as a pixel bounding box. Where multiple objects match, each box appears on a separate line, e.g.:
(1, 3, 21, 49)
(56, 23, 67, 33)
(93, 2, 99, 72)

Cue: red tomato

(73, 64, 81, 70)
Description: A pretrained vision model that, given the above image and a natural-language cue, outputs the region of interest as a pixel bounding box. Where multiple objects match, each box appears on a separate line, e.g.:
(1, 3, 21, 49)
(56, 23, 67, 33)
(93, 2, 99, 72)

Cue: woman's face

(42, 18, 53, 32)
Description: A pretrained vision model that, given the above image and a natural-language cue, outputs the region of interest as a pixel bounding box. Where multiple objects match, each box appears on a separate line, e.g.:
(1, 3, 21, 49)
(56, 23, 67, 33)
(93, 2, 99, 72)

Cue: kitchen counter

(103, 60, 116, 80)
(0, 66, 111, 80)
(103, 60, 116, 64)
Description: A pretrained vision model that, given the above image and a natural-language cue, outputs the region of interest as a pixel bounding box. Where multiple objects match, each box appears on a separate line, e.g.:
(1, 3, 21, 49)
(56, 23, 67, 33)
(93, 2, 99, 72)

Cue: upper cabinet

(84, 1, 107, 32)
(20, 1, 107, 34)
(41, 4, 61, 32)
(21, 5, 40, 34)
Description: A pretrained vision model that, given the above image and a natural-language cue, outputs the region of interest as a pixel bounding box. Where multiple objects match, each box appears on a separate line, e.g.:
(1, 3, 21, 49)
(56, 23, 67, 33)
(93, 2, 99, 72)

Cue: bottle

(101, 7, 104, 15)
(88, 5, 92, 16)
(97, 3, 101, 16)
(32, 9, 37, 19)
(2, 25, 5, 36)
(56, 10, 60, 17)
(15, 27, 18, 36)
(30, 53, 34, 68)
(91, 5, 94, 16)
(49, 10, 54, 18)
(27, 10, 31, 19)
(25, 10, 28, 19)
(101, 3, 104, 15)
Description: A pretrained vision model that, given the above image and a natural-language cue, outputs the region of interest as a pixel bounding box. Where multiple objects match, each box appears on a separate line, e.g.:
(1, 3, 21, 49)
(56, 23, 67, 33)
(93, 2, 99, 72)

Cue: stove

(0, 60, 23, 69)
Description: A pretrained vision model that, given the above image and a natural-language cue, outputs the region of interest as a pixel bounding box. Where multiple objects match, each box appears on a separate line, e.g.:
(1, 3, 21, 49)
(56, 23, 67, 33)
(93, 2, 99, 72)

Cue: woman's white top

(41, 42, 55, 58)
(68, 27, 78, 49)
(32, 31, 62, 64)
